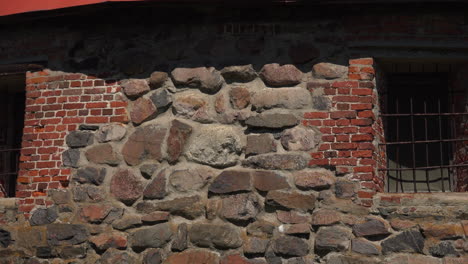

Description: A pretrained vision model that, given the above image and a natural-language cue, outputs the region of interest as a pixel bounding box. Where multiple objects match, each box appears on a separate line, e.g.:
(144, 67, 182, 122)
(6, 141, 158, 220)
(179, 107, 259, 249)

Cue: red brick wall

(304, 58, 381, 207)
(15, 70, 128, 216)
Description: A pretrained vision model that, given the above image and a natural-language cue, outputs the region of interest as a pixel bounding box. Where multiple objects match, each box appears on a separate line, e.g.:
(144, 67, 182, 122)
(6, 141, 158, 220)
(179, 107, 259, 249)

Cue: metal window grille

(0, 148, 20, 197)
(379, 70, 468, 193)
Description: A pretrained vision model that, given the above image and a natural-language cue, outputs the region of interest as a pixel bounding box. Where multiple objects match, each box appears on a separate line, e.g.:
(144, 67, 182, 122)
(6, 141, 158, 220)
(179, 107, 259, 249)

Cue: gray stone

(122, 79, 150, 98)
(110, 169, 144, 205)
(141, 211, 170, 224)
(189, 223, 243, 249)
(74, 167, 106, 185)
(245, 113, 299, 128)
(335, 180, 357, 198)
(66, 131, 93, 148)
(85, 143, 121, 166)
(251, 87, 312, 111)
(170, 166, 214, 192)
(62, 149, 80, 168)
(312, 96, 331, 111)
(293, 169, 336, 190)
(150, 88, 172, 109)
(221, 65, 257, 83)
(272, 236, 309, 257)
(164, 249, 220, 264)
(351, 239, 381, 255)
(353, 219, 390, 238)
(429, 241, 459, 257)
(0, 229, 11, 248)
(243, 237, 269, 255)
(282, 223, 311, 236)
(140, 163, 159, 179)
(326, 253, 380, 264)
(281, 126, 321, 151)
(171, 67, 224, 94)
(129, 223, 172, 252)
(29, 207, 58, 226)
(48, 190, 70, 204)
(143, 169, 167, 200)
(243, 153, 309, 170)
(172, 91, 212, 123)
(136, 196, 204, 219)
(122, 125, 167, 166)
(253, 171, 289, 191)
(79, 124, 99, 130)
(112, 215, 142, 230)
(172, 223, 188, 252)
(230, 86, 251, 109)
(149, 71, 168, 89)
(266, 191, 316, 212)
(96, 124, 126, 143)
(187, 125, 244, 168)
(246, 134, 276, 156)
(381, 230, 425, 254)
(247, 220, 276, 237)
(311, 209, 341, 226)
(260, 64, 303, 87)
(129, 97, 157, 125)
(312, 62, 348, 79)
(315, 226, 352, 254)
(58, 246, 86, 259)
(97, 248, 136, 264)
(220, 193, 261, 222)
(46, 224, 88, 246)
(166, 120, 192, 164)
(209, 170, 251, 194)
(144, 249, 162, 264)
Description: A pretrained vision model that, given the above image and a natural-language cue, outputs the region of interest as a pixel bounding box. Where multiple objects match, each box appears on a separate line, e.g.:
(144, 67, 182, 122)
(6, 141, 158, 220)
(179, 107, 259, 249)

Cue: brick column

(16, 70, 128, 216)
(304, 58, 381, 206)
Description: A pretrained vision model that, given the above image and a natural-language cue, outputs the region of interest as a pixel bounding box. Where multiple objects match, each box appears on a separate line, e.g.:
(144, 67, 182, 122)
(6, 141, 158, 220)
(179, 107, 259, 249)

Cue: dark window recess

(380, 72, 467, 192)
(0, 75, 25, 197)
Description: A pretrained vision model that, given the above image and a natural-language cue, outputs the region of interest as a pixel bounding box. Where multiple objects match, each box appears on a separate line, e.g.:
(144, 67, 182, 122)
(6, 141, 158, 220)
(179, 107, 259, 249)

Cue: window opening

(380, 65, 468, 193)
(0, 74, 25, 197)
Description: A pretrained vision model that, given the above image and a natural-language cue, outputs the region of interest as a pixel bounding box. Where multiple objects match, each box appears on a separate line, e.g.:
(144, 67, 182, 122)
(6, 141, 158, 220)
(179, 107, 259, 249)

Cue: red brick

(332, 81, 358, 88)
(357, 191, 376, 198)
(331, 158, 357, 166)
(352, 150, 373, 158)
(324, 88, 337, 95)
(351, 118, 373, 126)
(63, 103, 84, 109)
(331, 143, 357, 150)
(338, 88, 350, 94)
(304, 112, 328, 119)
(337, 151, 351, 157)
(358, 110, 375, 119)
(333, 127, 358, 134)
(336, 119, 351, 126)
(337, 103, 350, 110)
(319, 144, 331, 151)
(360, 158, 376, 165)
(349, 58, 374, 65)
(351, 103, 372, 110)
(351, 134, 373, 142)
(86, 116, 109, 123)
(330, 111, 356, 119)
(336, 135, 350, 142)
(110, 101, 127, 107)
(322, 135, 335, 142)
(359, 82, 375, 88)
(352, 88, 373, 95)
(353, 166, 374, 173)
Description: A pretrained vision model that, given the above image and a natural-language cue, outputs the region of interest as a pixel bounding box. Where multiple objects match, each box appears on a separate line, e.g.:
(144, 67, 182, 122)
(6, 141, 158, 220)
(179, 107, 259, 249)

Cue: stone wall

(0, 60, 466, 263)
(0, 4, 467, 264)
